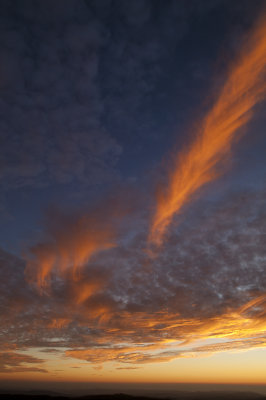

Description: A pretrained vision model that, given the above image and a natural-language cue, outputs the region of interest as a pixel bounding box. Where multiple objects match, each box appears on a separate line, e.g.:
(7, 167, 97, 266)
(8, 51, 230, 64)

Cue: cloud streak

(25, 189, 136, 288)
(26, 211, 115, 288)
(0, 352, 47, 374)
(149, 14, 266, 246)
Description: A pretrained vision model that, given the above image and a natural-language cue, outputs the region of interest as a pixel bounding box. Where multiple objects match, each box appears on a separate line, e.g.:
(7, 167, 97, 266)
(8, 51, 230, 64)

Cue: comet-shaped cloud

(149, 16, 266, 246)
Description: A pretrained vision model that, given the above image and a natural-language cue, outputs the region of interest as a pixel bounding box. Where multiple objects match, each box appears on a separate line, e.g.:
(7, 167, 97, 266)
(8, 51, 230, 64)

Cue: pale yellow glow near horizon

(2, 346, 266, 385)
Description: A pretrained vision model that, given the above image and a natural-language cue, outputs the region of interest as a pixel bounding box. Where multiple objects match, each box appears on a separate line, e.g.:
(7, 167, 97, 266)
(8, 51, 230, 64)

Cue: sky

(0, 0, 266, 394)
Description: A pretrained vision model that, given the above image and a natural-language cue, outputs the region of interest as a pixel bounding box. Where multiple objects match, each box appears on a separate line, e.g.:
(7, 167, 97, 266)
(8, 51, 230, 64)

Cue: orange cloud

(0, 351, 48, 374)
(25, 197, 126, 288)
(188, 336, 266, 356)
(149, 15, 266, 246)
(47, 318, 71, 329)
(74, 281, 105, 305)
(64, 293, 266, 365)
(65, 341, 180, 365)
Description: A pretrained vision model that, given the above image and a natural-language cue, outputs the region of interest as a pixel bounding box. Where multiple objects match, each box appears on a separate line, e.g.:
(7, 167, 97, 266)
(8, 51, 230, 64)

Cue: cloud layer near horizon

(1, 187, 266, 370)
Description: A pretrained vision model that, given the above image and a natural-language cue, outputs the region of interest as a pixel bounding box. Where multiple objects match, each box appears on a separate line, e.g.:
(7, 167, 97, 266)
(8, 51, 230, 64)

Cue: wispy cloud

(149, 14, 266, 246)
(0, 352, 47, 374)
(25, 193, 131, 287)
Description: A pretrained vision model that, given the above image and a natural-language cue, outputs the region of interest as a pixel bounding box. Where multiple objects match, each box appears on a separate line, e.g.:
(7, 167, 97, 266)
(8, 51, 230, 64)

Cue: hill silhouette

(0, 391, 266, 400)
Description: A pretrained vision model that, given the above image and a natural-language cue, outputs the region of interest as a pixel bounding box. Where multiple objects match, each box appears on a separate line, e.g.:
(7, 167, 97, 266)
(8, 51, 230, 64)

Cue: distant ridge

(0, 391, 266, 400)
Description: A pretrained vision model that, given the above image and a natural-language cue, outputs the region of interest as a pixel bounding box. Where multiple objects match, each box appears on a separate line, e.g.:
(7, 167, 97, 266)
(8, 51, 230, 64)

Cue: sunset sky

(0, 0, 266, 395)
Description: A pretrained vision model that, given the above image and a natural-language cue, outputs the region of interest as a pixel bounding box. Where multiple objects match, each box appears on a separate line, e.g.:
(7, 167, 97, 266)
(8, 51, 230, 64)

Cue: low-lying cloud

(0, 187, 265, 370)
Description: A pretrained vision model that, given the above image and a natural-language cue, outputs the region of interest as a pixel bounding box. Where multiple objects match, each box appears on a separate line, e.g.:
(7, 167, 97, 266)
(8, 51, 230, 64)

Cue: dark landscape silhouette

(1, 391, 266, 400)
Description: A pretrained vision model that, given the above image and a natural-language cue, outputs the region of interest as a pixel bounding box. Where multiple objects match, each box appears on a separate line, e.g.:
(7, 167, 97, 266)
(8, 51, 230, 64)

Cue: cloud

(149, 13, 266, 246)
(0, 352, 47, 374)
(0, 185, 265, 367)
(25, 207, 116, 288)
(0, 1, 122, 191)
(0, 3, 265, 370)
(0, 0, 261, 205)
(40, 348, 62, 354)
(65, 342, 180, 365)
(0, 0, 226, 195)
(65, 293, 266, 364)
(190, 336, 266, 355)
(25, 188, 135, 287)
